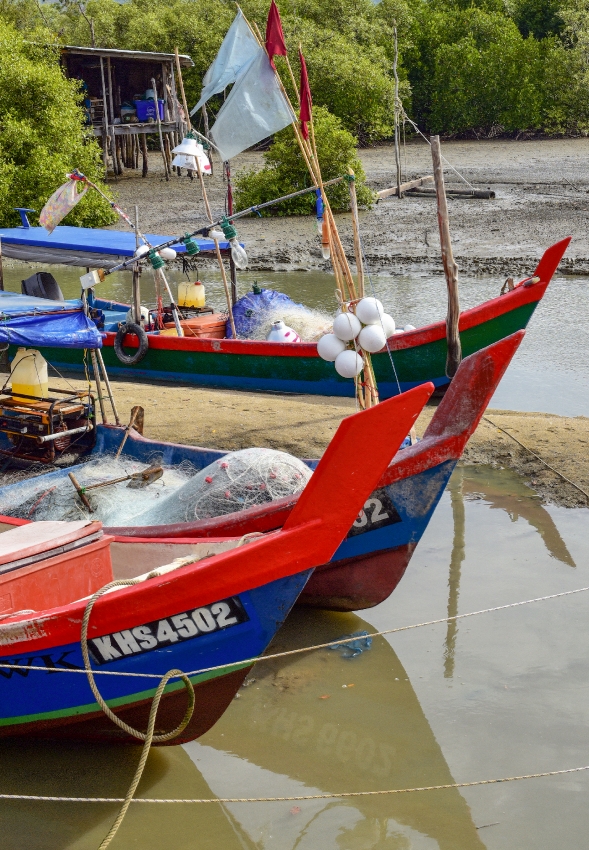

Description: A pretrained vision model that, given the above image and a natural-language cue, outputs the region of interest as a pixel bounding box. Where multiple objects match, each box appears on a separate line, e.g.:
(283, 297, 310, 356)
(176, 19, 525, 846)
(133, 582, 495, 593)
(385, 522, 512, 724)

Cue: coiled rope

(80, 579, 196, 849)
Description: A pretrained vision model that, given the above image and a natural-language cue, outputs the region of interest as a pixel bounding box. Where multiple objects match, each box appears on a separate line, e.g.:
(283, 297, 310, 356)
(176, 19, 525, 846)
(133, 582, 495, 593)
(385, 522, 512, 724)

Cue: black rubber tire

(114, 322, 149, 366)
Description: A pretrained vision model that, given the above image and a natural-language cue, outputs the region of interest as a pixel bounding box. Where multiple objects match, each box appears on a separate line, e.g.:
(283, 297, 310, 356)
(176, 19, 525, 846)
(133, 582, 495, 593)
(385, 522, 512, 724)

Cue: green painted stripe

(0, 662, 249, 728)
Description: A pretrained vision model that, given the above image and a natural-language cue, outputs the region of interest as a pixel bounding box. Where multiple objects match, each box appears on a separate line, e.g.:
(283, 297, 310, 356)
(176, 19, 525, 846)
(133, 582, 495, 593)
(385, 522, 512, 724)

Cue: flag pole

(174, 46, 237, 335)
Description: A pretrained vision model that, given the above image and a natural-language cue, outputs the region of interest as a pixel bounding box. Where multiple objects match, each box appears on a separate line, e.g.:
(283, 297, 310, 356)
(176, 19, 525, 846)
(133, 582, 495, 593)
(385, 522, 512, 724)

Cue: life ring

(114, 322, 149, 365)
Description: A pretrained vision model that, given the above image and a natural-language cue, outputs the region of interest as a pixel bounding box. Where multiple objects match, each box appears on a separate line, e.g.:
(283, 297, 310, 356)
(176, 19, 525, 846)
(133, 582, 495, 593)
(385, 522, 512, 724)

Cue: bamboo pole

(151, 77, 170, 181)
(174, 46, 236, 334)
(430, 135, 462, 377)
(0, 236, 3, 291)
(347, 168, 364, 298)
(132, 204, 141, 324)
(99, 57, 111, 174)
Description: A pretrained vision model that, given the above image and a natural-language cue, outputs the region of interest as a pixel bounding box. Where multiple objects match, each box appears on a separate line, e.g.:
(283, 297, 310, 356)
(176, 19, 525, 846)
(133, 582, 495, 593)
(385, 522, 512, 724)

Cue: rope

(80, 580, 196, 848)
(2, 584, 588, 681)
(2, 764, 588, 804)
(401, 112, 476, 191)
(483, 416, 589, 502)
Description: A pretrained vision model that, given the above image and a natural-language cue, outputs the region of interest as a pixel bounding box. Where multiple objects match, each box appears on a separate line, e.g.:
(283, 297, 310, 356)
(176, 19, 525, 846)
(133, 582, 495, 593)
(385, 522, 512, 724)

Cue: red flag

(265, 0, 287, 68)
(299, 49, 312, 140)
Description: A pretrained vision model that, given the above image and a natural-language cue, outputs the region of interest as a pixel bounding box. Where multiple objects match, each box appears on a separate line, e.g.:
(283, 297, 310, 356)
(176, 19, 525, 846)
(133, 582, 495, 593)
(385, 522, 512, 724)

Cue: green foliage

(2, 0, 589, 151)
(234, 106, 374, 215)
(0, 20, 115, 227)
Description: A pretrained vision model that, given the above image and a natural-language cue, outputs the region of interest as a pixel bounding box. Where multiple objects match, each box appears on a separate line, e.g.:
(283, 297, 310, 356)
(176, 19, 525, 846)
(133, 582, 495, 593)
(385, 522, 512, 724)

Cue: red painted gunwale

(99, 238, 570, 357)
(0, 383, 432, 656)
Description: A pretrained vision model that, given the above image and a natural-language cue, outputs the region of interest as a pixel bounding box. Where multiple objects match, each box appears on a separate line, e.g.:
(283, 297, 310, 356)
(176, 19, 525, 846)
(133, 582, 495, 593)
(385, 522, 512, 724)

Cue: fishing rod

(100, 175, 346, 277)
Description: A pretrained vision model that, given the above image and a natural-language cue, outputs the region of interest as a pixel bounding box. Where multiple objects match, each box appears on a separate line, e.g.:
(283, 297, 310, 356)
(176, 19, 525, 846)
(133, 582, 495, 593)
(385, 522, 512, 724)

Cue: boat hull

(0, 572, 310, 744)
(22, 279, 546, 397)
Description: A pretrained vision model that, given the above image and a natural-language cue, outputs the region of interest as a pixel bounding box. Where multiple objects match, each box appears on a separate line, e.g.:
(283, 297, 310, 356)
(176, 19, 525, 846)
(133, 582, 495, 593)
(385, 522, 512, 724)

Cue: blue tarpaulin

(0, 292, 102, 349)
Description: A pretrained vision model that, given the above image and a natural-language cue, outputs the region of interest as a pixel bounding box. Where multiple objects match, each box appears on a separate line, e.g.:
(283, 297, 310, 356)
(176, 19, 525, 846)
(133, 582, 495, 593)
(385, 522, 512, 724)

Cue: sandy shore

(106, 137, 589, 276)
(21, 376, 587, 510)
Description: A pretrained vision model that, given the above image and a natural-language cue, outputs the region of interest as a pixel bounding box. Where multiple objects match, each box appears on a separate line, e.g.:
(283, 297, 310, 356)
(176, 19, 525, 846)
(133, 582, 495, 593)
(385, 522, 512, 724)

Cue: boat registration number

(88, 596, 249, 665)
(347, 488, 401, 538)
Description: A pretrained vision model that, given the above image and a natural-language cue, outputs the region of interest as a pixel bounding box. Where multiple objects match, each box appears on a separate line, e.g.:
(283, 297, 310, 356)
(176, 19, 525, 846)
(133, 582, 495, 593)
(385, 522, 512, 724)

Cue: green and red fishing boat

(31, 238, 569, 397)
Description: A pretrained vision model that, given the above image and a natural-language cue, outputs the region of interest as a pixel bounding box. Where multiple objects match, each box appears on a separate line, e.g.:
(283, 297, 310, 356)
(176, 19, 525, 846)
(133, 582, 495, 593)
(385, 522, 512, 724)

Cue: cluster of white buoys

(317, 297, 397, 378)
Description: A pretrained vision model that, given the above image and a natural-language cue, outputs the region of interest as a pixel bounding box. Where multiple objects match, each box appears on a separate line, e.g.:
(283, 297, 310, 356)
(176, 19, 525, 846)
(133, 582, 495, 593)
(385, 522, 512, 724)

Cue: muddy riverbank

(105, 137, 589, 276)
(13, 376, 587, 510)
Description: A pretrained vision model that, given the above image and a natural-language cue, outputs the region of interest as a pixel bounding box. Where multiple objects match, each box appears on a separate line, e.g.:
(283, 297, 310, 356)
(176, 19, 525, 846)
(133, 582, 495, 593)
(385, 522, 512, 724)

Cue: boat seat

(0, 520, 113, 615)
(21, 272, 64, 302)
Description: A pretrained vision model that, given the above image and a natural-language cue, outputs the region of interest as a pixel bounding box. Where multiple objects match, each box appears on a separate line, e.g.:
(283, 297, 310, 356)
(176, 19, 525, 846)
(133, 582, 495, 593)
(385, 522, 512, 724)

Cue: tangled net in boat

(0, 455, 197, 526)
(132, 448, 313, 526)
(251, 304, 334, 342)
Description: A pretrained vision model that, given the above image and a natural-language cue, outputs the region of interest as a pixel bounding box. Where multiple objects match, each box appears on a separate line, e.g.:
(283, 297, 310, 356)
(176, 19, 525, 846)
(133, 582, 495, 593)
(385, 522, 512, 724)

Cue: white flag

(210, 51, 295, 162)
(191, 10, 261, 114)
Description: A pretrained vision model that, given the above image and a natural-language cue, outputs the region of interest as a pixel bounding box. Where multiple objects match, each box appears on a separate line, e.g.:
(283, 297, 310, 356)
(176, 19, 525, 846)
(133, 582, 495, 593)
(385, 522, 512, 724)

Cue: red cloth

(265, 0, 287, 68)
(299, 49, 312, 140)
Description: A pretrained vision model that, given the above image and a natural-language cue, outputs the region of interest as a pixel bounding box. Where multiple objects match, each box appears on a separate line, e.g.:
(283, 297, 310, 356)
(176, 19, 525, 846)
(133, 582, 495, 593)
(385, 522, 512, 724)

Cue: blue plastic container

(134, 99, 164, 122)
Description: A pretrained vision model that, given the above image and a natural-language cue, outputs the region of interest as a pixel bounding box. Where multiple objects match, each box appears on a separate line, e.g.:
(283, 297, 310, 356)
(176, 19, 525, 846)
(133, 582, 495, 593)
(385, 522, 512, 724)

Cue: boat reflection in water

(187, 608, 486, 850)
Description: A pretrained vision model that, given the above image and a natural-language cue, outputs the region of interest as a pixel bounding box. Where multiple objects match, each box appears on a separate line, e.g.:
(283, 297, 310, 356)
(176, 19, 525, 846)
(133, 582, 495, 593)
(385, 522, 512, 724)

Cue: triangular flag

(265, 0, 287, 68)
(210, 51, 295, 161)
(191, 10, 262, 114)
(299, 49, 312, 140)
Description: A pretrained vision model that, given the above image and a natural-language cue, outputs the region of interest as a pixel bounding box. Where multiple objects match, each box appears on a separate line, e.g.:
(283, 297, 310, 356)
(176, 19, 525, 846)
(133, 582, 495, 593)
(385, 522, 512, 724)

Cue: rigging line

(401, 112, 476, 191)
(2, 764, 589, 804)
(1, 585, 588, 681)
(357, 233, 401, 394)
(483, 416, 589, 502)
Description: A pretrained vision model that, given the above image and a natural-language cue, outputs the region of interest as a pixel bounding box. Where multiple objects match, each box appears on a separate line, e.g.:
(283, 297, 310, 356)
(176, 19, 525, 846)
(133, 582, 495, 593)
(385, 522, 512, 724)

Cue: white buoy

(404, 324, 416, 332)
(333, 311, 362, 341)
(355, 297, 384, 325)
(358, 324, 387, 353)
(134, 244, 150, 258)
(266, 320, 301, 343)
(159, 247, 177, 261)
(334, 349, 363, 378)
(126, 306, 150, 326)
(317, 333, 346, 362)
(380, 313, 396, 338)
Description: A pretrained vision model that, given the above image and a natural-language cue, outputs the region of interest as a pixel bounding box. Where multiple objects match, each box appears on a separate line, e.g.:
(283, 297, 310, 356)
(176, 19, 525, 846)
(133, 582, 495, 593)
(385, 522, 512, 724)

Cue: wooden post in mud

(430, 135, 461, 377)
(393, 26, 402, 199)
(151, 77, 170, 181)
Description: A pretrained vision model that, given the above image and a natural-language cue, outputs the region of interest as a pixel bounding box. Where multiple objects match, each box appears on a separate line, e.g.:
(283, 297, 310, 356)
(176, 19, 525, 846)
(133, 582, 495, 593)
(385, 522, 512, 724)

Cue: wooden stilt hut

(60, 46, 194, 177)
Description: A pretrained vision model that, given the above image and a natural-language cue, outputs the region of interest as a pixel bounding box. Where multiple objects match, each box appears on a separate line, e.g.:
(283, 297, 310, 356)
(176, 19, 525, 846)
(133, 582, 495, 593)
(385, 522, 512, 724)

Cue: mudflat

(106, 137, 589, 276)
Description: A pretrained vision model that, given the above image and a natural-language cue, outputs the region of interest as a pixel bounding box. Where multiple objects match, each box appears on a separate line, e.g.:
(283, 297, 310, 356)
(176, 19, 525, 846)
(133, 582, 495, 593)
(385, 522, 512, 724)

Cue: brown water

(3, 264, 587, 416)
(2, 464, 588, 849)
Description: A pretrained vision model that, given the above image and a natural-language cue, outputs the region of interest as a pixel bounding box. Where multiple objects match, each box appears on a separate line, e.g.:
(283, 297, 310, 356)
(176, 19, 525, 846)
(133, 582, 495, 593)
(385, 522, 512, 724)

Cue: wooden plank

(407, 187, 495, 199)
(377, 175, 433, 199)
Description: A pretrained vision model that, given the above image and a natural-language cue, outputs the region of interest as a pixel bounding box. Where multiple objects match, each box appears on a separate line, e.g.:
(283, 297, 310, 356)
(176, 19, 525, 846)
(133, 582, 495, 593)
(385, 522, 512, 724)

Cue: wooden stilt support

(152, 77, 170, 181)
(430, 135, 462, 378)
(141, 133, 148, 177)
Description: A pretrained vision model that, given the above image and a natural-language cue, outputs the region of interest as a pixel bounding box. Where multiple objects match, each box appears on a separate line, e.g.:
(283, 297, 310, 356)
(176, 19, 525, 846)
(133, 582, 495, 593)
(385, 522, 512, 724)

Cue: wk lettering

(0, 651, 82, 679)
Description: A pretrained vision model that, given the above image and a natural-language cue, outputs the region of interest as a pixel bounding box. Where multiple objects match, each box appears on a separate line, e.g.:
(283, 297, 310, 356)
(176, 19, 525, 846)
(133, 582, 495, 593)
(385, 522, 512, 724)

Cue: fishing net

(0, 454, 196, 527)
(131, 447, 312, 526)
(250, 304, 334, 342)
(0, 448, 312, 528)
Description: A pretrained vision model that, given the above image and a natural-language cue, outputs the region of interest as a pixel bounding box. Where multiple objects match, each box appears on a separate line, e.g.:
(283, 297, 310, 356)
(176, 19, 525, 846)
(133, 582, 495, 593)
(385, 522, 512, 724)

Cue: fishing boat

(0, 383, 430, 743)
(8, 238, 569, 397)
(0, 332, 524, 612)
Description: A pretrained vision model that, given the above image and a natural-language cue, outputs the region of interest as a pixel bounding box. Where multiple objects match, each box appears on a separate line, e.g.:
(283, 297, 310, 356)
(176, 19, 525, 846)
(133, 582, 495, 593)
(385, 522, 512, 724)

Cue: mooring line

(2, 764, 588, 804)
(483, 416, 589, 502)
(1, 585, 588, 681)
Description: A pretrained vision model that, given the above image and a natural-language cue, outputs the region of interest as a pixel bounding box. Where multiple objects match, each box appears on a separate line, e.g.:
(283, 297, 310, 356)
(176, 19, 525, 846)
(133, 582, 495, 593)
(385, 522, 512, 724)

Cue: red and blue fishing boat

(0, 332, 524, 612)
(0, 227, 569, 397)
(0, 383, 430, 743)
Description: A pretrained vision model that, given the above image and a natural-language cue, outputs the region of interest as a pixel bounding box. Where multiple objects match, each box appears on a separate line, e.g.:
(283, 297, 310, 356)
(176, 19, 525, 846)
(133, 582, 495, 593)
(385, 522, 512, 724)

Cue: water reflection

(444, 469, 466, 679)
(460, 466, 575, 568)
(188, 608, 486, 850)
